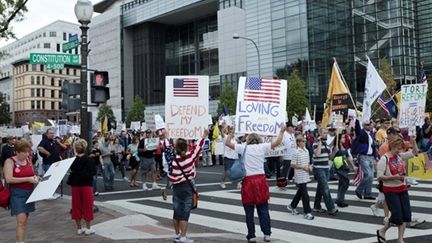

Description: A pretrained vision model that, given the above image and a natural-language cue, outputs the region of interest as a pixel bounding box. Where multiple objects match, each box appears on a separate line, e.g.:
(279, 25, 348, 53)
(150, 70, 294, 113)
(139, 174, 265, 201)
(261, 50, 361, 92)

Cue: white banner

(399, 83, 428, 128)
(165, 76, 209, 139)
(235, 77, 287, 136)
(145, 111, 155, 130)
(155, 114, 165, 130)
(362, 58, 387, 122)
(130, 121, 141, 131)
(26, 157, 75, 203)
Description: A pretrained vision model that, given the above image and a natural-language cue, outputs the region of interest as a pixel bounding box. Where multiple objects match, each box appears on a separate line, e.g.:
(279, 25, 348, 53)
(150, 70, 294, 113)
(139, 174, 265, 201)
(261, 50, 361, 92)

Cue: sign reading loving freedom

(235, 77, 287, 136)
(165, 76, 209, 139)
(399, 83, 428, 128)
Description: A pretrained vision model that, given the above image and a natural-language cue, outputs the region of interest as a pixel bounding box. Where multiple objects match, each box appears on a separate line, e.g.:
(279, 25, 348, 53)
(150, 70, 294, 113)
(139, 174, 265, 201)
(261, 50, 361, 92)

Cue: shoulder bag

(229, 145, 247, 181)
(0, 176, 10, 209)
(174, 159, 198, 209)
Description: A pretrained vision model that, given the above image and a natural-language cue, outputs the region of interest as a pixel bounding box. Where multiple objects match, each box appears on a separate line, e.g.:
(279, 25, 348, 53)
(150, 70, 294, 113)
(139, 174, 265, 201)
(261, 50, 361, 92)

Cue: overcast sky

(0, 0, 102, 48)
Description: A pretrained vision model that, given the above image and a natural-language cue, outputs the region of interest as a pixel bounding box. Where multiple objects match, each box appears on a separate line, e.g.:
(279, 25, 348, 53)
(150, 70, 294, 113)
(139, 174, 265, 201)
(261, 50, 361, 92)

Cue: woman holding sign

(3, 139, 39, 243)
(225, 125, 285, 243)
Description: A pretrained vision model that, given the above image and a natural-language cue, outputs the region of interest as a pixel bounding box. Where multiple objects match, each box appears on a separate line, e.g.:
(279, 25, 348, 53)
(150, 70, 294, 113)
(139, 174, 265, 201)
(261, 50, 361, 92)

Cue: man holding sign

(138, 130, 160, 190)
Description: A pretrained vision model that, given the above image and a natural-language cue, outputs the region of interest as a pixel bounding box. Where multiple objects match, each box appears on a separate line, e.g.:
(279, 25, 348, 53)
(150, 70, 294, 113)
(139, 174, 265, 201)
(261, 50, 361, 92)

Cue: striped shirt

(292, 147, 311, 184)
(168, 138, 204, 184)
(312, 142, 330, 168)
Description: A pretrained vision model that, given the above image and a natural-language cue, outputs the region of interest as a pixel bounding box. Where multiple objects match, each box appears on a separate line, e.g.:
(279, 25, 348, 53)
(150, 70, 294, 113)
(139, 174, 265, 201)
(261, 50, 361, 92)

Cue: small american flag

(244, 77, 281, 104)
(377, 94, 390, 116)
(173, 78, 199, 97)
(353, 166, 363, 186)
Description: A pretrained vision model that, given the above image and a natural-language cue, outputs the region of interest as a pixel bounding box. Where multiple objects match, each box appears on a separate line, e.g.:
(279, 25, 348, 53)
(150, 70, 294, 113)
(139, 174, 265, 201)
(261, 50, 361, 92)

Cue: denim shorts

(223, 158, 235, 172)
(10, 188, 35, 216)
(172, 183, 193, 221)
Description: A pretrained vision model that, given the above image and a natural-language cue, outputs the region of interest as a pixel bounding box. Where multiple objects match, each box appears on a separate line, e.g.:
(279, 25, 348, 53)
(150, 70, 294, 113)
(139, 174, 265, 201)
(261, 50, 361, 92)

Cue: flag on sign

(377, 94, 390, 116)
(244, 77, 281, 104)
(173, 78, 199, 97)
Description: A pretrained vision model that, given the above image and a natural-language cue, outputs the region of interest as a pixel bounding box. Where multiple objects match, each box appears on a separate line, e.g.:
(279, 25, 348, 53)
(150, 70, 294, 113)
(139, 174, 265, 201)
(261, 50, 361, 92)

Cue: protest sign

(27, 157, 75, 203)
(214, 140, 224, 155)
(235, 77, 287, 136)
(145, 138, 159, 150)
(145, 111, 155, 130)
(30, 135, 43, 151)
(207, 114, 213, 125)
(21, 125, 30, 134)
(262, 136, 286, 158)
(70, 125, 80, 134)
(130, 121, 141, 131)
(141, 122, 147, 131)
(165, 76, 209, 139)
(155, 115, 165, 130)
(407, 153, 432, 179)
(223, 115, 235, 127)
(399, 84, 427, 128)
(332, 93, 349, 112)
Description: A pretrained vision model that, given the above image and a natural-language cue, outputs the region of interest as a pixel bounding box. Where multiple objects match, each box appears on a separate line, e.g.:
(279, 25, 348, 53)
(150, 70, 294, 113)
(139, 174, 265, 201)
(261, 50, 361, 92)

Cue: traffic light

(61, 79, 81, 112)
(91, 71, 110, 104)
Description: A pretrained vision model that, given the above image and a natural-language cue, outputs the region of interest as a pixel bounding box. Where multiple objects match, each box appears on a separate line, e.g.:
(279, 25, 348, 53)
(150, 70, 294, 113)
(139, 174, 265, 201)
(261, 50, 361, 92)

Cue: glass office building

(115, 0, 431, 115)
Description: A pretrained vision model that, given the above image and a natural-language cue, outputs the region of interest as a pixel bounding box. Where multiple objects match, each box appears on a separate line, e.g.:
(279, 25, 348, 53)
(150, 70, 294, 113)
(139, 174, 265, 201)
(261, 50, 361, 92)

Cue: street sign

(69, 34, 78, 42)
(62, 40, 79, 52)
(29, 53, 80, 70)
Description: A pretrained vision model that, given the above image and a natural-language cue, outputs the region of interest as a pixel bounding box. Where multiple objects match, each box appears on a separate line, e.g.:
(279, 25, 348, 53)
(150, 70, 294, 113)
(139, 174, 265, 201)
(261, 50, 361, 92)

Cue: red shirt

(10, 157, 34, 190)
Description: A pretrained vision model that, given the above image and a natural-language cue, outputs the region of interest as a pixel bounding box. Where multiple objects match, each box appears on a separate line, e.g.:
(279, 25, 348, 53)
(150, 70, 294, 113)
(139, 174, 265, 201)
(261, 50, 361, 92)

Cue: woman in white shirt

(225, 126, 285, 243)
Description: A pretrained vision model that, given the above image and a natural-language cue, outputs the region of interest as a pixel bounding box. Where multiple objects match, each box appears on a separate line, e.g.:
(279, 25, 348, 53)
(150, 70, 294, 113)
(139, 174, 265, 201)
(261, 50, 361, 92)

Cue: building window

(31, 101, 35, 109)
(42, 101, 45, 109)
(42, 76, 45, 85)
(43, 32, 46, 37)
(31, 89, 35, 97)
(58, 80, 62, 86)
(66, 68, 70, 75)
(36, 89, 40, 97)
(26, 65, 29, 71)
(51, 102, 55, 110)
(40, 65, 44, 72)
(32, 64, 36, 71)
(73, 69, 77, 76)
(37, 43, 40, 48)
(49, 31, 56, 37)
(44, 43, 51, 48)
(59, 69, 62, 74)
(56, 43, 60, 52)
(36, 76, 40, 85)
(42, 89, 45, 97)
(36, 101, 40, 109)
(51, 78, 55, 86)
(31, 76, 35, 85)
(63, 32, 67, 41)
(51, 90, 55, 98)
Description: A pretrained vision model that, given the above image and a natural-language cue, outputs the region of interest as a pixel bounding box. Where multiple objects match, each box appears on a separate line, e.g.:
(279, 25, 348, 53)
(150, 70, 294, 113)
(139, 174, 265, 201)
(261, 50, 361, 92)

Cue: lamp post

(74, 0, 93, 143)
(233, 33, 261, 77)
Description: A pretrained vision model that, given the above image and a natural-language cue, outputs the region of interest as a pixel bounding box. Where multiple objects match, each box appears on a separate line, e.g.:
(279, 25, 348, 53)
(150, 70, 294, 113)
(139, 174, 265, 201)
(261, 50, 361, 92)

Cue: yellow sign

(407, 153, 432, 179)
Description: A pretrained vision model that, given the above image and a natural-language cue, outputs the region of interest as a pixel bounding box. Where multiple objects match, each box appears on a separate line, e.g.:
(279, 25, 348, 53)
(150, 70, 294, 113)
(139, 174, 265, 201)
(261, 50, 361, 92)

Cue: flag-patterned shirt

(168, 138, 204, 184)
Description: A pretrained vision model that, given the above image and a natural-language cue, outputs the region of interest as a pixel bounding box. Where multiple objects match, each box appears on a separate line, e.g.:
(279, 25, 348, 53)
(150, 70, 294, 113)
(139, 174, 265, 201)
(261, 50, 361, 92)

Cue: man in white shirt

(278, 122, 296, 187)
(220, 126, 239, 189)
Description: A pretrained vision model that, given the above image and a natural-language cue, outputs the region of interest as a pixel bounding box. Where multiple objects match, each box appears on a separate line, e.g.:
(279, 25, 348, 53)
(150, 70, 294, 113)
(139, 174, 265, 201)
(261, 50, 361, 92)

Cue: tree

(0, 92, 11, 125)
(126, 96, 145, 127)
(216, 80, 237, 115)
(96, 104, 116, 124)
(0, 0, 29, 40)
(285, 69, 309, 119)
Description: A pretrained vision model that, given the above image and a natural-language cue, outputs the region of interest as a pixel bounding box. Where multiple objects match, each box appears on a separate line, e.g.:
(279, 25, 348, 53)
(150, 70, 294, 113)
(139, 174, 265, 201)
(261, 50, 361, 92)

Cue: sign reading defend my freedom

(165, 76, 209, 139)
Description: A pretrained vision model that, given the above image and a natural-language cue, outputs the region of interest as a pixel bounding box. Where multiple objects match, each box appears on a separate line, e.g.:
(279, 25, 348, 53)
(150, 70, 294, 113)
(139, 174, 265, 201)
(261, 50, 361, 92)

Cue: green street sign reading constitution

(29, 53, 80, 70)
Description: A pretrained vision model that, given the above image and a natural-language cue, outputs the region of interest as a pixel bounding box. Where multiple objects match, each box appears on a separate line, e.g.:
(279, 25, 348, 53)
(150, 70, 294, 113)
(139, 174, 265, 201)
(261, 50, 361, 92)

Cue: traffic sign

(69, 34, 78, 42)
(29, 53, 80, 70)
(62, 39, 79, 52)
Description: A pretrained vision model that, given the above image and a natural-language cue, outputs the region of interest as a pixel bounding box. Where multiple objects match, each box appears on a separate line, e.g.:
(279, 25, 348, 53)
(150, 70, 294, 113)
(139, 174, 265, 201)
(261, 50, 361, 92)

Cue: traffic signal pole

(79, 22, 90, 143)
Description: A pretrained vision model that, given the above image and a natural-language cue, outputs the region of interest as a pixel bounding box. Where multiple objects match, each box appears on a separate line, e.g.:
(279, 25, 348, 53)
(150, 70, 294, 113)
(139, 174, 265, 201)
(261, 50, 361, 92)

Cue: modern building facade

(0, 20, 80, 125)
(93, 0, 431, 119)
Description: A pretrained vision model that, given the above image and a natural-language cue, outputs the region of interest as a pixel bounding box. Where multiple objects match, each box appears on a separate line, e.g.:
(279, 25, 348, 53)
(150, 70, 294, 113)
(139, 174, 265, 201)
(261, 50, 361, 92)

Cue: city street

(53, 165, 432, 242)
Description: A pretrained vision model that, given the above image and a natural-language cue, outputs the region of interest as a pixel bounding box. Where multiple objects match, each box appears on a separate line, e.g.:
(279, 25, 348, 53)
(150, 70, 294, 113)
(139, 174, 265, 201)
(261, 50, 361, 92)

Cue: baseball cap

(387, 127, 401, 134)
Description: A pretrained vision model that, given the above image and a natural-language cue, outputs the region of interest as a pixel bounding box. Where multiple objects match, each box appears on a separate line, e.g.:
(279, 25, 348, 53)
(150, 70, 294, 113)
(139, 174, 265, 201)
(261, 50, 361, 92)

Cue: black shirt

(89, 148, 102, 166)
(38, 138, 61, 165)
(0, 144, 15, 166)
(67, 155, 96, 187)
(138, 138, 155, 158)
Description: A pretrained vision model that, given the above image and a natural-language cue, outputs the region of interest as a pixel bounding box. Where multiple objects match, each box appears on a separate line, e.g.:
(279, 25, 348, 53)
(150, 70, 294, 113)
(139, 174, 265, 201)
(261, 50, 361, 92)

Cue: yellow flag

(101, 116, 108, 133)
(321, 62, 350, 127)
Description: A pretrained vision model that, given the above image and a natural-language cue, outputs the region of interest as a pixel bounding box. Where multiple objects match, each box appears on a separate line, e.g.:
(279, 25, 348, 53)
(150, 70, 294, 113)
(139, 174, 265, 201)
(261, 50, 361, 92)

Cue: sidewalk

(0, 196, 247, 243)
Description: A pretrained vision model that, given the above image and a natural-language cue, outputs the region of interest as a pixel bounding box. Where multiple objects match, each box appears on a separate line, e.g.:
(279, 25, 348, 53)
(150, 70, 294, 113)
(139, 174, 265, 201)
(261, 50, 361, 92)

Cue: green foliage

(216, 80, 237, 115)
(126, 96, 145, 127)
(0, 0, 28, 40)
(0, 92, 11, 125)
(378, 57, 397, 95)
(285, 69, 309, 118)
(96, 104, 116, 124)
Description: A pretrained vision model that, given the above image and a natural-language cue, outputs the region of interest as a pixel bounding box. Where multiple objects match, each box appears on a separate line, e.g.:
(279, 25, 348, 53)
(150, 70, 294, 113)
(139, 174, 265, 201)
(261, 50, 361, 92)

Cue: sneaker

(248, 238, 257, 243)
(173, 234, 181, 242)
(407, 177, 419, 185)
(354, 190, 363, 200)
(328, 208, 339, 215)
(304, 213, 315, 220)
(312, 208, 326, 213)
(370, 204, 380, 217)
(179, 236, 194, 243)
(364, 196, 376, 200)
(77, 228, 85, 235)
(94, 191, 99, 196)
(337, 202, 349, 208)
(408, 217, 426, 228)
(287, 205, 299, 215)
(220, 182, 226, 189)
(84, 228, 95, 235)
(142, 184, 148, 191)
(152, 183, 161, 190)
(264, 235, 271, 242)
(123, 177, 129, 182)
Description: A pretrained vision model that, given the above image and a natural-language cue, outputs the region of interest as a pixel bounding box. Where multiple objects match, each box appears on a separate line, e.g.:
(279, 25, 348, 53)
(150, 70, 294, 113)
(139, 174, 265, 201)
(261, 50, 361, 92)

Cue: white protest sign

(70, 125, 80, 134)
(214, 141, 224, 155)
(141, 122, 147, 131)
(262, 136, 286, 158)
(130, 121, 141, 131)
(207, 114, 213, 125)
(21, 125, 30, 134)
(165, 76, 209, 139)
(399, 83, 428, 128)
(26, 157, 75, 203)
(235, 77, 287, 136)
(155, 115, 165, 130)
(347, 109, 357, 128)
(30, 135, 42, 151)
(334, 114, 344, 131)
(145, 138, 159, 150)
(145, 111, 156, 130)
(223, 115, 235, 127)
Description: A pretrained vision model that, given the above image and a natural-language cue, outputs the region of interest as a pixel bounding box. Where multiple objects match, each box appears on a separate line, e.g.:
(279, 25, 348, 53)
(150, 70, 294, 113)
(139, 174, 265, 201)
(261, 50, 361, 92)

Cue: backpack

(0, 180, 10, 209)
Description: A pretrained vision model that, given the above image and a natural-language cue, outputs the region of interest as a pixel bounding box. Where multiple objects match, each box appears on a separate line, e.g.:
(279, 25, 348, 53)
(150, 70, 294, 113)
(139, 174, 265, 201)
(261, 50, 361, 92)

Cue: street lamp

(74, 0, 93, 143)
(233, 33, 261, 77)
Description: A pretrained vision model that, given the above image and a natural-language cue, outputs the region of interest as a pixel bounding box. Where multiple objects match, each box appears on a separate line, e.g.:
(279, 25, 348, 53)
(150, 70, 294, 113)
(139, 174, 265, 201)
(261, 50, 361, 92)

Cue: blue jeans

(42, 163, 51, 173)
(243, 202, 271, 240)
(335, 169, 350, 204)
(356, 155, 374, 197)
(103, 161, 115, 189)
(313, 167, 335, 211)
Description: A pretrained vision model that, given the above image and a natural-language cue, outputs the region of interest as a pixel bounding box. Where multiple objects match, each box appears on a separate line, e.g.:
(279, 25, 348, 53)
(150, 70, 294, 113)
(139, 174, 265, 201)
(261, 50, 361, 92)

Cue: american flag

(173, 78, 199, 97)
(353, 165, 363, 186)
(419, 68, 427, 83)
(244, 77, 281, 104)
(377, 94, 390, 116)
